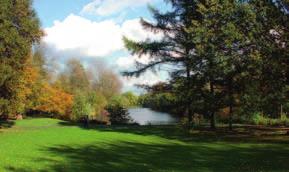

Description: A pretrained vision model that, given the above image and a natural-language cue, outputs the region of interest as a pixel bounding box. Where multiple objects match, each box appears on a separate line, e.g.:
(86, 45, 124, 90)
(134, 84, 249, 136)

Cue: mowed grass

(0, 118, 289, 172)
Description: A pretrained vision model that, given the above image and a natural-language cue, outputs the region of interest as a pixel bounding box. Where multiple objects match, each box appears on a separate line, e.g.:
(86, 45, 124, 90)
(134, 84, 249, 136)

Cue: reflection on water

(128, 108, 177, 125)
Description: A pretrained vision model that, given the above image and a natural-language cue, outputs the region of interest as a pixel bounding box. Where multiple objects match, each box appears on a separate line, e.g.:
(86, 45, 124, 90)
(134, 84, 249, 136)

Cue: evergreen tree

(123, 0, 201, 127)
(0, 0, 42, 118)
(247, 0, 289, 118)
(190, 0, 260, 129)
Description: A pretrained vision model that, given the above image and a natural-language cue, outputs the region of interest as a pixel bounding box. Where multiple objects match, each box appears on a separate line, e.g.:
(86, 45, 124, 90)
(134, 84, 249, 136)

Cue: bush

(280, 114, 289, 126)
(250, 113, 289, 126)
(251, 113, 269, 125)
(106, 104, 132, 125)
(109, 95, 130, 108)
(87, 92, 108, 119)
(72, 94, 92, 121)
(122, 92, 139, 107)
(177, 117, 190, 130)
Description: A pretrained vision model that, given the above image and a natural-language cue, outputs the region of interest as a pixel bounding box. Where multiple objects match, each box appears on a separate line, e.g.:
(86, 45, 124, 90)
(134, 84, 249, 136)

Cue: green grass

(0, 118, 289, 172)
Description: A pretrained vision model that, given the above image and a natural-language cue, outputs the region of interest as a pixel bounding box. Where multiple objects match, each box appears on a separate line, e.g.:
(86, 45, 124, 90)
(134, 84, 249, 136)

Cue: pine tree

(123, 0, 201, 127)
(247, 0, 289, 118)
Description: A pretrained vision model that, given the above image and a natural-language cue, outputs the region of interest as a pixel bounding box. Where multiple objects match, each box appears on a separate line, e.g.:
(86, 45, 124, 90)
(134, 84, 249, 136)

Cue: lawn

(0, 118, 289, 172)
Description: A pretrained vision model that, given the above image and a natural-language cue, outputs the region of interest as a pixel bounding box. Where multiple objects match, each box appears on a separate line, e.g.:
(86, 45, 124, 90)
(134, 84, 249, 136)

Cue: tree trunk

(228, 79, 233, 131)
(229, 104, 233, 131)
(210, 112, 216, 129)
(210, 82, 216, 130)
(185, 49, 193, 129)
(188, 108, 193, 127)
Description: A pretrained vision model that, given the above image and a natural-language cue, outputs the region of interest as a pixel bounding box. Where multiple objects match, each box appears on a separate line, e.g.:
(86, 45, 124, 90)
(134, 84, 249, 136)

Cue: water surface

(129, 108, 177, 125)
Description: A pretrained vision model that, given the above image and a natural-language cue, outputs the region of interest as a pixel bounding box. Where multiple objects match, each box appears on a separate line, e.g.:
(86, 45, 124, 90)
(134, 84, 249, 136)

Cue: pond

(128, 108, 178, 125)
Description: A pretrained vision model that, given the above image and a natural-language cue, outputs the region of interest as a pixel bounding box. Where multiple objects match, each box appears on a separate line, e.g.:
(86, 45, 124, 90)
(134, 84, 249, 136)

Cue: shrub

(106, 104, 132, 125)
(109, 95, 130, 108)
(280, 114, 289, 126)
(250, 113, 289, 126)
(72, 94, 92, 121)
(251, 113, 269, 125)
(122, 92, 139, 107)
(87, 92, 108, 119)
(177, 117, 190, 130)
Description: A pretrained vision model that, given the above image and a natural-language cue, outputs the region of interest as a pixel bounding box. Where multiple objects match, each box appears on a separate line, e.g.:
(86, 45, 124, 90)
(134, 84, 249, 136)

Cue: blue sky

(33, 0, 170, 93)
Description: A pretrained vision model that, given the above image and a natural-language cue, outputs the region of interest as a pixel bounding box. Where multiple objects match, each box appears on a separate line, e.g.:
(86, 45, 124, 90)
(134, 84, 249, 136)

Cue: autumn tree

(0, 0, 42, 118)
(88, 60, 122, 99)
(67, 59, 90, 93)
(33, 83, 73, 119)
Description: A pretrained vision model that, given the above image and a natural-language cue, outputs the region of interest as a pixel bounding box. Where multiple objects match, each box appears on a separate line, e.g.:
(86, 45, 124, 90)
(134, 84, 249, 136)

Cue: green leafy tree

(122, 92, 139, 107)
(190, 0, 260, 129)
(106, 103, 132, 125)
(72, 94, 92, 121)
(246, 0, 289, 118)
(0, 0, 42, 118)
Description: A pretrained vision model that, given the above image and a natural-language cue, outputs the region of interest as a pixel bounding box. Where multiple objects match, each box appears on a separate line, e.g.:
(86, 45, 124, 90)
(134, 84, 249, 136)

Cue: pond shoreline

(128, 107, 178, 126)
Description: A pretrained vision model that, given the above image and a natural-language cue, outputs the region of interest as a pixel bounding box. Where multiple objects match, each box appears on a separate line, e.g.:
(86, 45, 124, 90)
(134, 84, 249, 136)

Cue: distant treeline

(0, 0, 140, 123)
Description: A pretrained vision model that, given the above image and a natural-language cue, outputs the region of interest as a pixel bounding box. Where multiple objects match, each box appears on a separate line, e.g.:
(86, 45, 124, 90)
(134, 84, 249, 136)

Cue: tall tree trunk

(228, 79, 233, 131)
(188, 108, 193, 126)
(210, 111, 216, 129)
(229, 104, 233, 131)
(185, 50, 193, 129)
(210, 82, 216, 130)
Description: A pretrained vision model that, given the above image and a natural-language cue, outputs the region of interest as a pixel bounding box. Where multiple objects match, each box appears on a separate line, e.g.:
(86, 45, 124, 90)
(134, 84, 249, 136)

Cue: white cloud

(117, 55, 169, 91)
(43, 14, 162, 58)
(116, 54, 168, 92)
(43, 14, 123, 57)
(42, 14, 165, 92)
(122, 71, 165, 87)
(122, 18, 163, 42)
(81, 0, 152, 16)
(116, 54, 151, 69)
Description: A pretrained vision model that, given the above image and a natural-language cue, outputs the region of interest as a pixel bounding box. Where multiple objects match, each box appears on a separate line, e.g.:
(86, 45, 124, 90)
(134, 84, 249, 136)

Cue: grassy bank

(0, 118, 289, 172)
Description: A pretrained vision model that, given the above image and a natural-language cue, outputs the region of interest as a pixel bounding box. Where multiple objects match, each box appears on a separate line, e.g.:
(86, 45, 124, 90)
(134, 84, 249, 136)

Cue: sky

(33, 0, 170, 93)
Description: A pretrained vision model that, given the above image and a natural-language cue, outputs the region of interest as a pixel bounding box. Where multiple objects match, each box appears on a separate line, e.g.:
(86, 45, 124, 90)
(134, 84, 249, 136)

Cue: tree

(56, 59, 89, 94)
(72, 93, 92, 121)
(87, 91, 108, 120)
(190, 0, 260, 129)
(0, 0, 42, 118)
(106, 103, 132, 125)
(189, 0, 288, 129)
(122, 92, 139, 107)
(123, 0, 201, 127)
(33, 83, 73, 119)
(67, 59, 90, 93)
(246, 0, 289, 118)
(84, 60, 123, 99)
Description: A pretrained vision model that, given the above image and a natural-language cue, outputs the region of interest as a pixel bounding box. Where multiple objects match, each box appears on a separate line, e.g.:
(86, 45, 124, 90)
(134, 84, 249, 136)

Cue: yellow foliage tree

(33, 83, 73, 119)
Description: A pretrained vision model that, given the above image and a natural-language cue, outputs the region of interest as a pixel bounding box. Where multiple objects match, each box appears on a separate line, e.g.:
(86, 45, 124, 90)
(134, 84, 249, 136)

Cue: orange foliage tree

(33, 83, 73, 119)
(4, 55, 40, 117)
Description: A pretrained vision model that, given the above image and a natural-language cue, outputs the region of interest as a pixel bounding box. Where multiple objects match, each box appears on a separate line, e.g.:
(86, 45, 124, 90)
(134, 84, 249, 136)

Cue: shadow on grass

(0, 120, 15, 129)
(6, 141, 289, 172)
(58, 121, 289, 144)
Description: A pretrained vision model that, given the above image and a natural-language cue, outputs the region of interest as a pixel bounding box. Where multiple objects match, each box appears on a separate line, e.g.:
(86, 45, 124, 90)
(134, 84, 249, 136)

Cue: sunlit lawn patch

(0, 118, 289, 172)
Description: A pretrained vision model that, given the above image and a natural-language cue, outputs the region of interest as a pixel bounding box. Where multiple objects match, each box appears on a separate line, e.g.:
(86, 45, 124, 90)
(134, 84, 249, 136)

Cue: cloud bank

(43, 14, 161, 58)
(42, 0, 167, 91)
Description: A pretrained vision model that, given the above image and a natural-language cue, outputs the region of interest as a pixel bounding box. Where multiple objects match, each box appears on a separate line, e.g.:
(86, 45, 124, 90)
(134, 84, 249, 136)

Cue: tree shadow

(58, 120, 289, 144)
(0, 120, 15, 129)
(5, 141, 289, 172)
